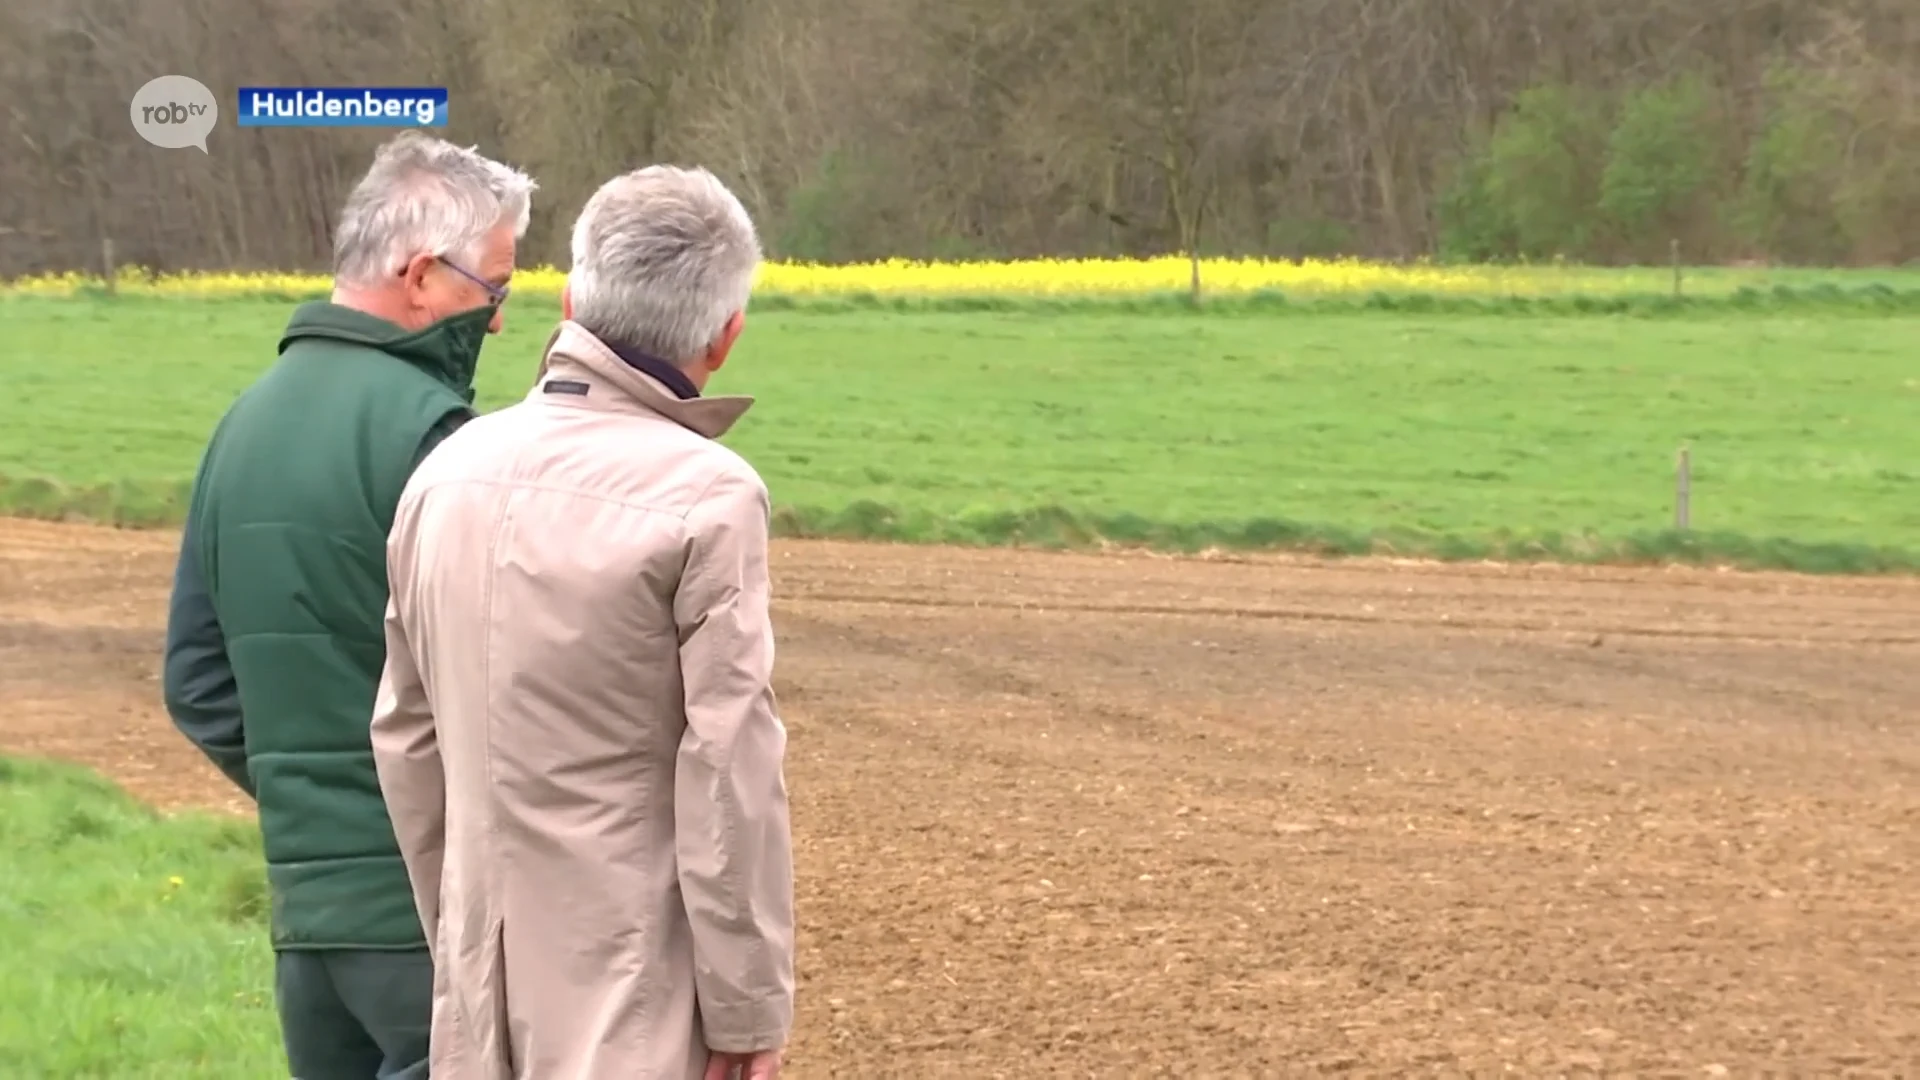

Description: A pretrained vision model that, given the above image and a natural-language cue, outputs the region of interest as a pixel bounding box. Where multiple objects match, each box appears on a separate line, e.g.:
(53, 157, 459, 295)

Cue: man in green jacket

(161, 130, 536, 1080)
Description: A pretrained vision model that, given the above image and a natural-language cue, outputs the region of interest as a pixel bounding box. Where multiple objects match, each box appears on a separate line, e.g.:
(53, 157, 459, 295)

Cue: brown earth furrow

(785, 590, 1920, 646)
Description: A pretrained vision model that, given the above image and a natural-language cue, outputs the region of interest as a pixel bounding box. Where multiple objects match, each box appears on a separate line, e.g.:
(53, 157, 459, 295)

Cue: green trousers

(275, 949, 432, 1080)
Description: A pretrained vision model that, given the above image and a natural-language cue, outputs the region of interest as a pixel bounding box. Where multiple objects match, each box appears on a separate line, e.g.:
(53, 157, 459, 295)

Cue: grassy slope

(3, 294, 1917, 569)
(0, 756, 280, 1077)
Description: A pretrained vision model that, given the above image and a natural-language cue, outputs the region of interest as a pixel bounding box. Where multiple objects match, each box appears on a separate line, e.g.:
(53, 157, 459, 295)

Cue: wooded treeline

(3, 0, 1916, 277)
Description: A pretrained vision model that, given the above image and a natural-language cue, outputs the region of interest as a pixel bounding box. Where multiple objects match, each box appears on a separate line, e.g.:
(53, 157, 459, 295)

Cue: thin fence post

(101, 237, 116, 296)
(1675, 446, 1691, 531)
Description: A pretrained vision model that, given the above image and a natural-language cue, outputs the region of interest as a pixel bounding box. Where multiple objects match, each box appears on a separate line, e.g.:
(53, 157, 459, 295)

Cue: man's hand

(703, 1049, 781, 1080)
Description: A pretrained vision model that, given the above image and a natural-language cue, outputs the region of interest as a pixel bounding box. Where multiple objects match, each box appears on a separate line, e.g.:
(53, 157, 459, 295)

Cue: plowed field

(2, 517, 1916, 1075)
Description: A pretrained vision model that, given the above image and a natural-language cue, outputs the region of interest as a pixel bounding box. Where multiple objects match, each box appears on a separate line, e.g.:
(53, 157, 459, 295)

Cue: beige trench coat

(371, 321, 796, 1079)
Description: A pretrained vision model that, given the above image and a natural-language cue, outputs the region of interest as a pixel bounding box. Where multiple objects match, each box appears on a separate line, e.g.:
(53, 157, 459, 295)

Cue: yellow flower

(0, 258, 1720, 300)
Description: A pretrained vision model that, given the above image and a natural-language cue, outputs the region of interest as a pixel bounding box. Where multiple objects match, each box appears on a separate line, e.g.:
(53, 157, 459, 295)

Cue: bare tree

(2, 0, 1915, 275)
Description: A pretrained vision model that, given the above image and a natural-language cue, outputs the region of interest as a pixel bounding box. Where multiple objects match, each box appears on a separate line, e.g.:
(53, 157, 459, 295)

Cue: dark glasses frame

(397, 253, 511, 305)
(435, 255, 510, 304)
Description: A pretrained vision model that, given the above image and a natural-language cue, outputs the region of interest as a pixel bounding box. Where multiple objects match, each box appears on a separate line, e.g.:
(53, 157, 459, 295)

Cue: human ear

(705, 310, 745, 371)
(399, 253, 437, 305)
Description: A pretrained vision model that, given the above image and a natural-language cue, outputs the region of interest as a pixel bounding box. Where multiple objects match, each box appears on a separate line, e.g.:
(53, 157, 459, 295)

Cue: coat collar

(528, 321, 753, 439)
(280, 300, 493, 402)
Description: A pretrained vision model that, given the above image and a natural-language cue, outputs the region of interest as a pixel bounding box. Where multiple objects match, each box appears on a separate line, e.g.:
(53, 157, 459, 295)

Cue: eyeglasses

(433, 254, 511, 305)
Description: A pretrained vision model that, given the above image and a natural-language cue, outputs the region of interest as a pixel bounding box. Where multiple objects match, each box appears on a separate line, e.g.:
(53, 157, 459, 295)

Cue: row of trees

(3, 0, 1916, 276)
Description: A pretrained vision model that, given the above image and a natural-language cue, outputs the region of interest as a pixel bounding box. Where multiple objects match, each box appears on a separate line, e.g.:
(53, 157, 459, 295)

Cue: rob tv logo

(130, 75, 219, 152)
(142, 100, 211, 126)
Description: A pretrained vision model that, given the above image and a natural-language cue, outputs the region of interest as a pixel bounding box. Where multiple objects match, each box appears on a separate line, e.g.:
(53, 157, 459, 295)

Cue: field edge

(1, 482, 1911, 576)
(8, 282, 1920, 317)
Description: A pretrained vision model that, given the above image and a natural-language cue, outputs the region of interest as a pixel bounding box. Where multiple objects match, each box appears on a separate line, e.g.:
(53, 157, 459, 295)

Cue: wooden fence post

(1675, 446, 1692, 531)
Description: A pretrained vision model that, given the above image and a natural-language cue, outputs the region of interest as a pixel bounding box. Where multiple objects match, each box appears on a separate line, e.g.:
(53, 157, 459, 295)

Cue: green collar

(278, 301, 495, 400)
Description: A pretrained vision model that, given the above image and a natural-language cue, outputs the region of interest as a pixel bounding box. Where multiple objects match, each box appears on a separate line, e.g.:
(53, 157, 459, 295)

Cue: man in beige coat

(370, 164, 795, 1080)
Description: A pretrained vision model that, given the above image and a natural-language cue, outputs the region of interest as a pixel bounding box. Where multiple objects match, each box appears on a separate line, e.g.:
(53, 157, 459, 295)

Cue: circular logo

(130, 75, 219, 152)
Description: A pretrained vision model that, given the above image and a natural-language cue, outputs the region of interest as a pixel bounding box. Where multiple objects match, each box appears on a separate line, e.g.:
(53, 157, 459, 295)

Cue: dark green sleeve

(161, 514, 254, 799)
(410, 408, 473, 474)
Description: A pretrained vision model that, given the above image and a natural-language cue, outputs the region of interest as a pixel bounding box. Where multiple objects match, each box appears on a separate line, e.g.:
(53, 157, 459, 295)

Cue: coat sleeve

(161, 512, 255, 799)
(370, 489, 446, 952)
(672, 467, 796, 1054)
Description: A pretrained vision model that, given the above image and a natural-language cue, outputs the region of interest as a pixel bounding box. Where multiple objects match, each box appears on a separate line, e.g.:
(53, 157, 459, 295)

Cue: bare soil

(2, 517, 1917, 1076)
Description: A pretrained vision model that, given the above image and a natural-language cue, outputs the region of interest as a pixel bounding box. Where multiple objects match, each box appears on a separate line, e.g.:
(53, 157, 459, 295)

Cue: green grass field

(0, 757, 282, 1077)
(3, 292, 1917, 570)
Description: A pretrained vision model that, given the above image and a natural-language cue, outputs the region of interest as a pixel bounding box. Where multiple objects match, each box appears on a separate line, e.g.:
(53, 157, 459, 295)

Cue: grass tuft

(11, 478, 1908, 573)
(0, 475, 192, 528)
(0, 756, 281, 1076)
(763, 503, 1916, 574)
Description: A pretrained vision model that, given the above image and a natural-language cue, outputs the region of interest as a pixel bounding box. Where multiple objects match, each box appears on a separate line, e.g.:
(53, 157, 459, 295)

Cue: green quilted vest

(187, 300, 489, 950)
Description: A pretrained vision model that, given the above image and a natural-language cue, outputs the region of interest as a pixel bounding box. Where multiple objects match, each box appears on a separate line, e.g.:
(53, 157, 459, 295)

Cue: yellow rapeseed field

(0, 257, 1734, 299)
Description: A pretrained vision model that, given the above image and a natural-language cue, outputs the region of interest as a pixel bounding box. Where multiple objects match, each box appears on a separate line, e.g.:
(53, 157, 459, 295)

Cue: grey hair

(331, 131, 538, 287)
(567, 165, 761, 365)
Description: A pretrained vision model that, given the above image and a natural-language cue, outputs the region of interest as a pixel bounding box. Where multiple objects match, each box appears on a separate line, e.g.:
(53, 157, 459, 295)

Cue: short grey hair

(567, 165, 761, 365)
(332, 131, 538, 287)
